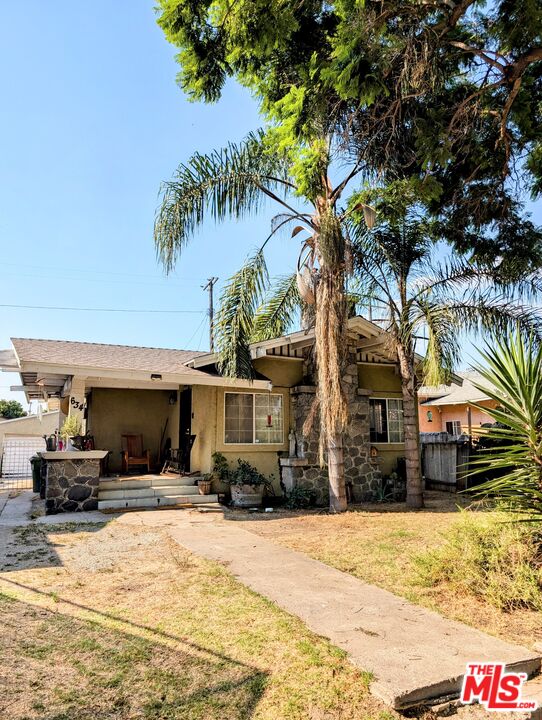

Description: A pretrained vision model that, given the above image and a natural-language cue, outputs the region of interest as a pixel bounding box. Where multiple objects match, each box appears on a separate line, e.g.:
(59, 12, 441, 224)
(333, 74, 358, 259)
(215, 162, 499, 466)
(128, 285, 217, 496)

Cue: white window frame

(369, 397, 405, 444)
(446, 420, 462, 436)
(224, 391, 284, 445)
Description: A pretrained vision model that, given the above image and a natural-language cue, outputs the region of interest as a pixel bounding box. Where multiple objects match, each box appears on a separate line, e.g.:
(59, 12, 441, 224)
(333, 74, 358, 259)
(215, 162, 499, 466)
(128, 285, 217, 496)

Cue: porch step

(99, 475, 203, 491)
(98, 493, 219, 511)
(99, 484, 200, 501)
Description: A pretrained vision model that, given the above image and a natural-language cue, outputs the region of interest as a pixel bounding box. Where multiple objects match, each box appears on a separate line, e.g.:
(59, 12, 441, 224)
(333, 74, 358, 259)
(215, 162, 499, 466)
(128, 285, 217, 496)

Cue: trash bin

(30, 455, 42, 493)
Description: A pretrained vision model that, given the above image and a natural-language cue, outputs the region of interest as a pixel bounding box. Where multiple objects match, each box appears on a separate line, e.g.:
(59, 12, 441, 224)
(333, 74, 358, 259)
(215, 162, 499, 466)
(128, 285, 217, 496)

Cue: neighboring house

(418, 371, 497, 436)
(0, 317, 423, 505)
(0, 410, 60, 482)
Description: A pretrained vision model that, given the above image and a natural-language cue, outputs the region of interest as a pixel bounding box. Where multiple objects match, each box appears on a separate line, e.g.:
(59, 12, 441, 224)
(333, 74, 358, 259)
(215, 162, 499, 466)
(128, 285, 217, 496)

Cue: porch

(97, 473, 218, 511)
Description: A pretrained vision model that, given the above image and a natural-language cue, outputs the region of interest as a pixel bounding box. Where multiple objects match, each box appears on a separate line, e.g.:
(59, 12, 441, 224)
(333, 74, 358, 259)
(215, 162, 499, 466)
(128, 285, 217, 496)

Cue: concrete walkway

(163, 515, 540, 710)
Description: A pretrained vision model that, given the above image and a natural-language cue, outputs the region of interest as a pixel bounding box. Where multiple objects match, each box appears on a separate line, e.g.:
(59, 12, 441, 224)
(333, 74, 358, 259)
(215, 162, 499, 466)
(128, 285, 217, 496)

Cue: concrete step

(98, 493, 218, 511)
(99, 475, 202, 491)
(99, 485, 200, 501)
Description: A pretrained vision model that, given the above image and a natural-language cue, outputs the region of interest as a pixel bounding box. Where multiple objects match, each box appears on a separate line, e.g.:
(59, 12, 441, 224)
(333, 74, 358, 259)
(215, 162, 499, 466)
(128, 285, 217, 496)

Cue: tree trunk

(396, 344, 424, 509)
(327, 432, 347, 512)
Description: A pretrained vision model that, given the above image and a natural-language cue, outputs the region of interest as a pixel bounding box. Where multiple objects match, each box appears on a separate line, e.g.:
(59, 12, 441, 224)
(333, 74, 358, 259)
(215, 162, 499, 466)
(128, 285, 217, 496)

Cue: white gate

(0, 435, 46, 489)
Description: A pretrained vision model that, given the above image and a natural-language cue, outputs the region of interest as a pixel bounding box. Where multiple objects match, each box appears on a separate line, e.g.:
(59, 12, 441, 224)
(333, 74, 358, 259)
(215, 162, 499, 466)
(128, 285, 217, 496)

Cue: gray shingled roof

(11, 338, 206, 376)
(420, 371, 496, 407)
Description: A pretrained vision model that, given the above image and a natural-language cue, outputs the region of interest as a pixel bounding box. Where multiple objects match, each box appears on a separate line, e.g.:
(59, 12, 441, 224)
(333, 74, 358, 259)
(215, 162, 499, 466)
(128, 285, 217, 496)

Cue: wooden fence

(420, 432, 471, 492)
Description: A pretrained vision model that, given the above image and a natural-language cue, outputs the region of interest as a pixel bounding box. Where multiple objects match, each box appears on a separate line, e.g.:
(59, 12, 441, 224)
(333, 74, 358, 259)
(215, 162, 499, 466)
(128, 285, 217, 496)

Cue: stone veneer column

(41, 451, 107, 514)
(280, 342, 380, 506)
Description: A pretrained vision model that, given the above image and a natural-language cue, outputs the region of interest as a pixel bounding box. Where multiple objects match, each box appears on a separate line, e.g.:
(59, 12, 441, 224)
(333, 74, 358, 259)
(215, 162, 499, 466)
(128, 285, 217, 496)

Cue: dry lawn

(230, 492, 542, 648)
(0, 519, 399, 720)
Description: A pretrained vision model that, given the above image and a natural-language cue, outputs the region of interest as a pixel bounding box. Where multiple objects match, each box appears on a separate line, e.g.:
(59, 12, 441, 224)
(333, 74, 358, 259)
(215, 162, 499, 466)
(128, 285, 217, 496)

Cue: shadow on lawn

(0, 580, 268, 719)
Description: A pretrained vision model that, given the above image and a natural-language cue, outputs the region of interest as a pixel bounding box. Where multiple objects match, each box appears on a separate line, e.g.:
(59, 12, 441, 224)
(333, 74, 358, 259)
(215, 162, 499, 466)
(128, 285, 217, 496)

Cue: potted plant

(197, 473, 213, 495)
(59, 416, 83, 450)
(211, 452, 230, 482)
(227, 459, 267, 508)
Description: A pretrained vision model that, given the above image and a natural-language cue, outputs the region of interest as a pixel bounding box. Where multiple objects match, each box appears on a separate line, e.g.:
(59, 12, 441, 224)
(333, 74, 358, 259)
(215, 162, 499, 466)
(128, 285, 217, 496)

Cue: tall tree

(155, 0, 542, 509)
(350, 207, 542, 507)
(0, 399, 26, 419)
(155, 132, 373, 512)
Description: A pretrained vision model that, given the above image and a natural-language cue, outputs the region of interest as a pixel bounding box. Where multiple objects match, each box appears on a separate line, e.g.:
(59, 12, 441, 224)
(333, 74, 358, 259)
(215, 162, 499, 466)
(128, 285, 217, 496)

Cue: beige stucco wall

(88, 389, 172, 472)
(0, 411, 60, 453)
(190, 363, 292, 490)
(252, 357, 304, 387)
(358, 363, 405, 476)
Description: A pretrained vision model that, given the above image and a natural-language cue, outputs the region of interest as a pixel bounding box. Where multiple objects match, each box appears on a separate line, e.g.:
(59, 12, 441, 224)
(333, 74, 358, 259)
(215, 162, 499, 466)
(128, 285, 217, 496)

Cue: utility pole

(202, 277, 218, 351)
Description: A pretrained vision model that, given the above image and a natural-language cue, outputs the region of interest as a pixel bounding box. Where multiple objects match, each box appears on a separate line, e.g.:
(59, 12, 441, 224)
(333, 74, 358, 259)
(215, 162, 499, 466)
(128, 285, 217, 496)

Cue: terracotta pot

(198, 479, 212, 496)
(231, 484, 263, 508)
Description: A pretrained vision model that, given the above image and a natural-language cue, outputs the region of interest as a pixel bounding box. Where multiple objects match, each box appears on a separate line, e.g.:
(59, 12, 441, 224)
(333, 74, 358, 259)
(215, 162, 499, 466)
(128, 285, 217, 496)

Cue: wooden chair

(121, 434, 151, 474)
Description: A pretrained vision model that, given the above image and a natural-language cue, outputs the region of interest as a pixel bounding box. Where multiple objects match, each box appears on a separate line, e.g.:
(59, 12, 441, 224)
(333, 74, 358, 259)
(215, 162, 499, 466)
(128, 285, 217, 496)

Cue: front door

(179, 387, 192, 471)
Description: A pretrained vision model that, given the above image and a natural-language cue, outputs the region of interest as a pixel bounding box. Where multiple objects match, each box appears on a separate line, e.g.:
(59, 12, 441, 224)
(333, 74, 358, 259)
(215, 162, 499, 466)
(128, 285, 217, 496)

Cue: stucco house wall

(418, 399, 497, 434)
(0, 411, 60, 454)
(88, 389, 172, 472)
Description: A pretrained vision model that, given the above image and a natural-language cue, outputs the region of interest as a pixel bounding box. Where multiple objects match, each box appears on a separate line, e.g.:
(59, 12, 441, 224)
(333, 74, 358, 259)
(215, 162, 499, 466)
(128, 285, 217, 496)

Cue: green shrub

(415, 512, 542, 612)
(285, 485, 316, 509)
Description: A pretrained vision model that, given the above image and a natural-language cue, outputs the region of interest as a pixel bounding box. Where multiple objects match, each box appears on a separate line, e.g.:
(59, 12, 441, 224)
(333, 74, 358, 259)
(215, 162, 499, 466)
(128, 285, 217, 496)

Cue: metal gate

(0, 435, 45, 490)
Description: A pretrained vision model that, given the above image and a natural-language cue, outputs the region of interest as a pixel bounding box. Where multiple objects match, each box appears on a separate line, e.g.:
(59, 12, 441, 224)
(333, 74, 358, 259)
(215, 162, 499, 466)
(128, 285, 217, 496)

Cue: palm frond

(154, 130, 293, 272)
(251, 274, 301, 342)
(215, 250, 269, 379)
(414, 301, 459, 386)
(444, 296, 542, 342)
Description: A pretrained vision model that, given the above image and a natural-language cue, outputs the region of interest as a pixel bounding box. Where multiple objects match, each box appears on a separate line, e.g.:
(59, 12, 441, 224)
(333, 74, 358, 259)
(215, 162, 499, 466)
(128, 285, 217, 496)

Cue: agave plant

(467, 332, 542, 519)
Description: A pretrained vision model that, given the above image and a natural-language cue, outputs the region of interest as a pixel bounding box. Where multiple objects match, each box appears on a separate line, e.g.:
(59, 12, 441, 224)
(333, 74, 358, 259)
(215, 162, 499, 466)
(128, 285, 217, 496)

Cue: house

(0, 409, 60, 487)
(418, 371, 497, 436)
(0, 317, 411, 510)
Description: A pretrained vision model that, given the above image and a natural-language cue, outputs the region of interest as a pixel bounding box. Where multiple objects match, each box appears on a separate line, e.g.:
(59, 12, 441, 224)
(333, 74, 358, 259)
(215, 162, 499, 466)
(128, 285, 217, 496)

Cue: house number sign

(70, 397, 86, 412)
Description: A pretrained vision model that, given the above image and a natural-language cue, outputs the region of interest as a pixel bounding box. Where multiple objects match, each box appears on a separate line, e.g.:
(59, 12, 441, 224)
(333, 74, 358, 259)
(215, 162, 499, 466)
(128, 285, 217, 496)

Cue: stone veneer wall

(45, 459, 101, 514)
(281, 342, 380, 505)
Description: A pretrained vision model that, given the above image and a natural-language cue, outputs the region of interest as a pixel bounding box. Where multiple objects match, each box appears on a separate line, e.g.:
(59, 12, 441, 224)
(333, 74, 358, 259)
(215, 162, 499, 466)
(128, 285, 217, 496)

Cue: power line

(0, 303, 205, 314)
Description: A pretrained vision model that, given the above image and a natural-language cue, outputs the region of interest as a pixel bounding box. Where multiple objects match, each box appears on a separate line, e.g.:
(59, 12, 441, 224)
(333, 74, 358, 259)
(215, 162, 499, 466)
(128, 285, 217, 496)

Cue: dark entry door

(179, 387, 192, 471)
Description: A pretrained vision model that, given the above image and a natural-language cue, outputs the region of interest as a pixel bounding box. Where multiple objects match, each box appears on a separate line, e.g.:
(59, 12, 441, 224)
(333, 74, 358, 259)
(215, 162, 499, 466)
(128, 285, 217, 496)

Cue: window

(369, 398, 404, 443)
(224, 393, 283, 444)
(446, 420, 462, 436)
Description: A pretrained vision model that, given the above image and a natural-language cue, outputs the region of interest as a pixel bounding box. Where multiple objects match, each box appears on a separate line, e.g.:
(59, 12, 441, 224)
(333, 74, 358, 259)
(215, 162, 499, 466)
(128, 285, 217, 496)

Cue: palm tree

(350, 211, 542, 507)
(467, 332, 542, 520)
(154, 131, 374, 512)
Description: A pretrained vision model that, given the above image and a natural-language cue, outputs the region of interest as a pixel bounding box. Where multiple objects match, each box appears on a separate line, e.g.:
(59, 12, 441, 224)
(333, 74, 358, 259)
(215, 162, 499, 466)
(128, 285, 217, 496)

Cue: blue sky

(0, 1, 540, 408)
(0, 0, 297, 407)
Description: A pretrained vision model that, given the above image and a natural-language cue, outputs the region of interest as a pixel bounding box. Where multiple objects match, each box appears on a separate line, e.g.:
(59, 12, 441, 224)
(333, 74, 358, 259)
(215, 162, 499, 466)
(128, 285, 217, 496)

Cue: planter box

(231, 484, 263, 508)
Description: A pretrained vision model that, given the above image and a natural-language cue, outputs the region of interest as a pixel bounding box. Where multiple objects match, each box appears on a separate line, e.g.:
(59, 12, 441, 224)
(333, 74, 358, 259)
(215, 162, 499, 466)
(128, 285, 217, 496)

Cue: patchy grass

(415, 511, 542, 612)
(232, 492, 542, 647)
(0, 521, 396, 720)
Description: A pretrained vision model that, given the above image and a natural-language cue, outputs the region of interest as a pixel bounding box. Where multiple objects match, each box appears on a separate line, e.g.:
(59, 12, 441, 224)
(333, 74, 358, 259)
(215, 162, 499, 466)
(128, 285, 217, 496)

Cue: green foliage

(350, 211, 542, 388)
(252, 273, 300, 342)
(154, 130, 291, 273)
(60, 415, 82, 440)
(215, 250, 269, 379)
(211, 451, 230, 481)
(415, 512, 542, 612)
(0, 399, 26, 419)
(284, 485, 317, 509)
(227, 459, 268, 487)
(467, 332, 542, 519)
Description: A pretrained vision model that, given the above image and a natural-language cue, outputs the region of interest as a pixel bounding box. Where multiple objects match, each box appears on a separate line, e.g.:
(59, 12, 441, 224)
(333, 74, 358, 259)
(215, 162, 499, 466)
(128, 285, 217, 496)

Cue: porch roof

(1, 338, 271, 400)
